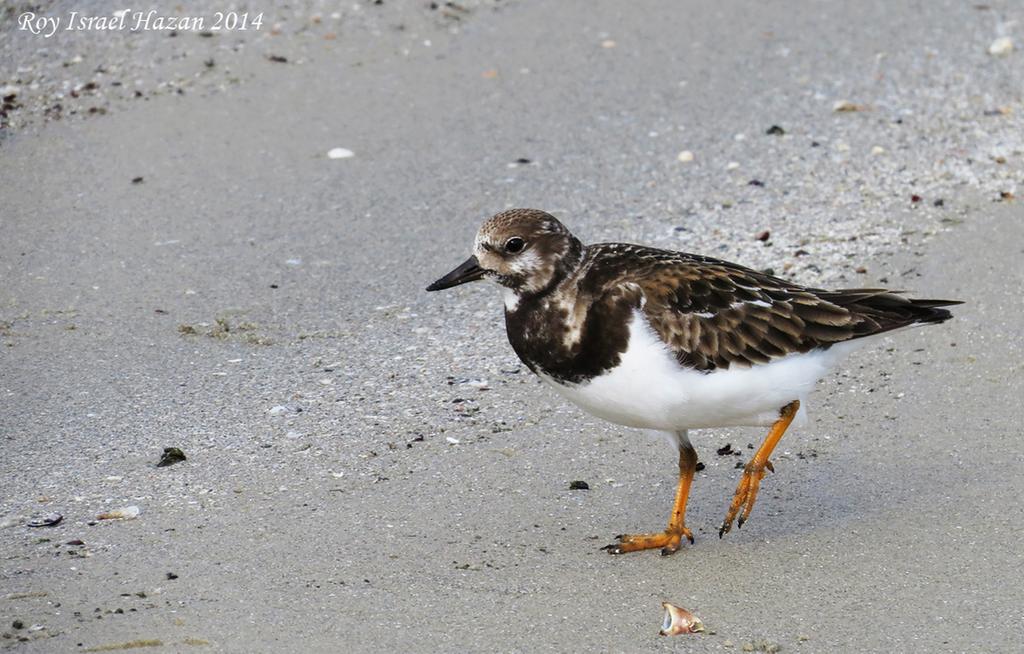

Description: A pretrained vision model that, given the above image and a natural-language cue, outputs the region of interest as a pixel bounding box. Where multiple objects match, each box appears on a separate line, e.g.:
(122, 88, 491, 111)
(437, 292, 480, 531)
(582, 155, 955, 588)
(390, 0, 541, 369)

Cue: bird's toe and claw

(718, 458, 775, 537)
(602, 527, 695, 556)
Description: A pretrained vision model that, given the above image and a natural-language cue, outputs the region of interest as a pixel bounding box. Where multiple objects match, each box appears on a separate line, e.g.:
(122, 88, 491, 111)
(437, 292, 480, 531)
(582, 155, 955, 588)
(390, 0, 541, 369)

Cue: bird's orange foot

(602, 527, 694, 556)
(719, 459, 775, 538)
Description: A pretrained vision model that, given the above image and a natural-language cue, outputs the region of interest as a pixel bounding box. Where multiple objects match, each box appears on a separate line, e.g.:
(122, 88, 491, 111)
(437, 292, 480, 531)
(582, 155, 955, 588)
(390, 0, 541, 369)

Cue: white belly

(539, 310, 866, 431)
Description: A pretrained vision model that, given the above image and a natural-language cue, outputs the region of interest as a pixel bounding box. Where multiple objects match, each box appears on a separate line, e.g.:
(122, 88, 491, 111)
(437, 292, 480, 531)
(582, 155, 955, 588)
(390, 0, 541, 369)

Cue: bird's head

(426, 209, 583, 299)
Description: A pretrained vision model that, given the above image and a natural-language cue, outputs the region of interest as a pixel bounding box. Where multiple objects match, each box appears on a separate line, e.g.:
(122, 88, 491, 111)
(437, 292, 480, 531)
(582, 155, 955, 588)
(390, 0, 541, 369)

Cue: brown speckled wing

(578, 244, 959, 372)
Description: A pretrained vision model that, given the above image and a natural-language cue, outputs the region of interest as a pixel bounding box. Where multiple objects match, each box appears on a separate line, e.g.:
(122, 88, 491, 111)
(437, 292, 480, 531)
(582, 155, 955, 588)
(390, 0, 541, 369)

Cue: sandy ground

(2, 1, 1023, 652)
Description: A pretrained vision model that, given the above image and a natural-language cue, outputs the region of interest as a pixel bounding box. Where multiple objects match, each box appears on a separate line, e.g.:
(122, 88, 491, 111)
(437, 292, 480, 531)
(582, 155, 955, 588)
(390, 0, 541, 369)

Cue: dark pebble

(131, 176, 144, 184)
(911, 194, 922, 203)
(268, 55, 288, 63)
(765, 125, 785, 135)
(716, 443, 735, 456)
(166, 572, 178, 580)
(933, 198, 944, 207)
(748, 179, 765, 187)
(568, 480, 590, 490)
(157, 447, 187, 467)
(12, 620, 24, 630)
(515, 157, 532, 164)
(695, 462, 705, 472)
(755, 230, 770, 241)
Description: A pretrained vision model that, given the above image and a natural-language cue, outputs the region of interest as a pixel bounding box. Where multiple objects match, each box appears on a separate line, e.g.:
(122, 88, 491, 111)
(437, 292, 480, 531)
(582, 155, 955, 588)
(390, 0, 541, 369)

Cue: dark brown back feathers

(577, 244, 960, 372)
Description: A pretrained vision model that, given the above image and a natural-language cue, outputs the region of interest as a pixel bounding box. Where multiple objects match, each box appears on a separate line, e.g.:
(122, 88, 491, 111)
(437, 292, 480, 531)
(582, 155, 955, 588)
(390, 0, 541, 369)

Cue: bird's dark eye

(504, 237, 526, 254)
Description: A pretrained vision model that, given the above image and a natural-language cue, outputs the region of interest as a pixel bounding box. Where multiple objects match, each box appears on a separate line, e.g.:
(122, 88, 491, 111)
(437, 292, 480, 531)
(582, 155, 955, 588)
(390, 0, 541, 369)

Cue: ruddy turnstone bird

(427, 209, 960, 555)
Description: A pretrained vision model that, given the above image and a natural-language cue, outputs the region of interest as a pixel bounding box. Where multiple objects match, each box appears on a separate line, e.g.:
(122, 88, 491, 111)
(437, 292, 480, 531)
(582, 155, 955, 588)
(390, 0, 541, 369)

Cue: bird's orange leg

(604, 437, 698, 556)
(719, 400, 800, 538)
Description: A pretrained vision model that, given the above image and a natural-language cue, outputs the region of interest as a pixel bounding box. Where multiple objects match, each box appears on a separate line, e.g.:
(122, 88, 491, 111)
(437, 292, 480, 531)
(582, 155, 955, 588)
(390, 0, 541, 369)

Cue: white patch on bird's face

(509, 248, 542, 278)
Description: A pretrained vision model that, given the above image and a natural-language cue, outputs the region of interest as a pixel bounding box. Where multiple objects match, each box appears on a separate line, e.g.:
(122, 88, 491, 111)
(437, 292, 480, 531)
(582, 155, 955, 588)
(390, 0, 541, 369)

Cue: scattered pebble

(131, 176, 144, 184)
(327, 147, 355, 159)
(445, 436, 461, 444)
(870, 145, 886, 155)
(765, 125, 785, 135)
(726, 161, 740, 170)
(156, 447, 187, 467)
(601, 39, 617, 48)
(568, 480, 589, 490)
(717, 443, 736, 455)
(676, 150, 695, 163)
(988, 36, 1014, 57)
(269, 404, 303, 416)
(755, 230, 771, 242)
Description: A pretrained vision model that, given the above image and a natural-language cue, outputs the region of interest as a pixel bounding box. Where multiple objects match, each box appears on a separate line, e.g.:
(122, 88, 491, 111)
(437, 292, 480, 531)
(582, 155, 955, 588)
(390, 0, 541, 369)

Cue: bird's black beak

(426, 255, 486, 292)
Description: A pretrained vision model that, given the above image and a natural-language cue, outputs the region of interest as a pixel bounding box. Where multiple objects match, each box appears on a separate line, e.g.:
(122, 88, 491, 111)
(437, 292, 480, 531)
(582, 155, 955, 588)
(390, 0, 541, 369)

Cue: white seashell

(676, 150, 695, 163)
(988, 37, 1013, 57)
(96, 505, 140, 521)
(327, 147, 355, 159)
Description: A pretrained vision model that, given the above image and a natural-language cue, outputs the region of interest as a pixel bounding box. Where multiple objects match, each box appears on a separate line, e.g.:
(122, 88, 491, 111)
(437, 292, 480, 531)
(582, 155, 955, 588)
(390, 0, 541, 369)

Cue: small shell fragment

(27, 512, 63, 528)
(677, 150, 695, 163)
(659, 602, 704, 636)
(96, 506, 140, 521)
(832, 99, 865, 113)
(988, 36, 1013, 57)
(327, 147, 355, 159)
(157, 447, 187, 467)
